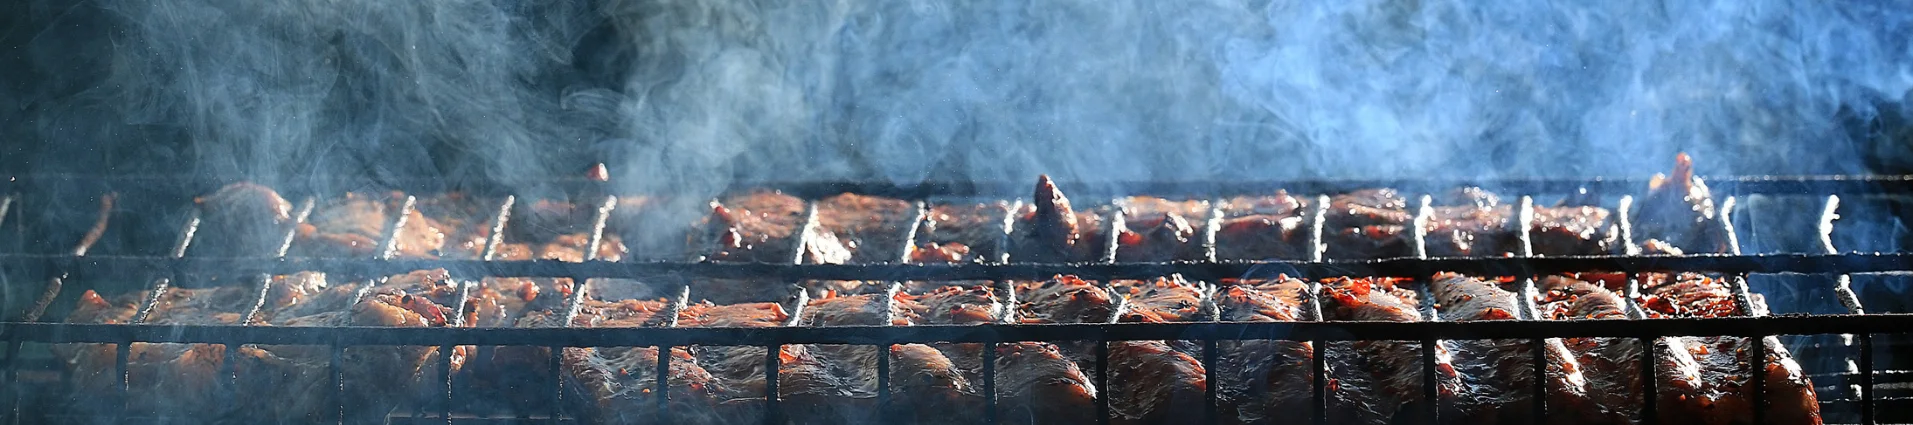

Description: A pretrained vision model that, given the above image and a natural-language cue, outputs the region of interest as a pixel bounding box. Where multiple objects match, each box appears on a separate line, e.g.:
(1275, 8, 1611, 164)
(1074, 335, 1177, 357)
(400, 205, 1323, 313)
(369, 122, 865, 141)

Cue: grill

(2, 173, 1912, 425)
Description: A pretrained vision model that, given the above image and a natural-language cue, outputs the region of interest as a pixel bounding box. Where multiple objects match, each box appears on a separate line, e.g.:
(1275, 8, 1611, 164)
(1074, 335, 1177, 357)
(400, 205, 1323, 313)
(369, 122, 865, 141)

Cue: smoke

(5, 0, 1912, 190)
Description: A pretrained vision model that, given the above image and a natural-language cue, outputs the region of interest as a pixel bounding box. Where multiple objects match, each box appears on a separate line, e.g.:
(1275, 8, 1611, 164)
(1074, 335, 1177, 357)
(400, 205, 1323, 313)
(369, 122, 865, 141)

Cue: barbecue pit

(1, 166, 1909, 425)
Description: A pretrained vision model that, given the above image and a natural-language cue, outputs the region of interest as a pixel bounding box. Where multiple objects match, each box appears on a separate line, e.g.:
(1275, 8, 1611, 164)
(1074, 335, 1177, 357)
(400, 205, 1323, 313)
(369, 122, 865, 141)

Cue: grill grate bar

(1641, 335, 1659, 425)
(21, 193, 115, 322)
(0, 195, 11, 231)
(1204, 199, 1223, 262)
(1412, 201, 1443, 423)
(131, 208, 200, 323)
(1862, 333, 1877, 425)
(552, 195, 617, 424)
(22, 251, 1910, 284)
(1308, 196, 1328, 262)
(898, 201, 927, 263)
(655, 283, 689, 423)
(1617, 196, 1640, 255)
(1094, 340, 1111, 425)
(1753, 331, 1769, 425)
(994, 200, 1020, 264)
(113, 340, 128, 414)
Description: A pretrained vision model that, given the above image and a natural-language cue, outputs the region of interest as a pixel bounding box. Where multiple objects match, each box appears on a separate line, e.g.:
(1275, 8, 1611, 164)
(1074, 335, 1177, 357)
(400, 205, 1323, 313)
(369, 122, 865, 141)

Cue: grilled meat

(696, 190, 851, 264)
(1430, 274, 1597, 424)
(1321, 189, 1414, 259)
(1011, 175, 1109, 262)
(1634, 154, 1732, 254)
(909, 283, 1097, 425)
(53, 286, 256, 417)
(1639, 274, 1821, 425)
(1535, 276, 1710, 425)
(1112, 197, 1211, 262)
(817, 193, 919, 264)
(786, 291, 970, 424)
(1529, 206, 1619, 255)
(562, 299, 729, 425)
(292, 191, 449, 258)
(1018, 275, 1207, 425)
(192, 182, 296, 257)
(1209, 279, 1352, 425)
(675, 301, 829, 424)
(1318, 277, 1466, 424)
(238, 289, 461, 423)
(911, 201, 1014, 263)
(1213, 191, 1311, 260)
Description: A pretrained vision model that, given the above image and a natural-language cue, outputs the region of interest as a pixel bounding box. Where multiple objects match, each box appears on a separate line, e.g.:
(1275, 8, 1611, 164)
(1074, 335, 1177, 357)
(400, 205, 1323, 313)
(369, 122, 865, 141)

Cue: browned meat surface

(1318, 277, 1466, 424)
(695, 190, 851, 264)
(1321, 189, 1413, 259)
(1422, 204, 1513, 258)
(911, 201, 1013, 263)
(1633, 154, 1732, 254)
(237, 289, 460, 423)
(1432, 274, 1600, 424)
(1530, 206, 1619, 255)
(1112, 197, 1210, 262)
(562, 299, 729, 425)
(675, 301, 835, 424)
(1213, 191, 1310, 260)
(1639, 274, 1821, 425)
(786, 292, 970, 424)
(817, 193, 919, 264)
(1010, 175, 1109, 262)
(53, 286, 256, 417)
(1114, 276, 1210, 323)
(1018, 275, 1206, 425)
(1210, 279, 1351, 425)
(909, 283, 1096, 425)
(1536, 276, 1709, 425)
(192, 182, 296, 257)
(292, 191, 449, 258)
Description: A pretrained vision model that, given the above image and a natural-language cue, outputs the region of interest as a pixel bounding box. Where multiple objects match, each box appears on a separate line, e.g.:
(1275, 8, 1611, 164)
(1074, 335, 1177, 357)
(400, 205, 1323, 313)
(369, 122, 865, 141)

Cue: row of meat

(42, 154, 1815, 423)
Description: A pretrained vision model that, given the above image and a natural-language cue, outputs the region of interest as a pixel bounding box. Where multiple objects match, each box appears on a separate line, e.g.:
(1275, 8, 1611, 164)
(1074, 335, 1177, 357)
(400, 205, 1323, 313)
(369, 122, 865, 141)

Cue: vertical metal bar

(1203, 199, 1222, 262)
(1749, 334, 1766, 425)
(1094, 340, 1110, 425)
(1719, 196, 1742, 256)
(1615, 195, 1640, 255)
(114, 341, 130, 415)
(898, 201, 928, 263)
(982, 340, 998, 425)
(1418, 273, 1442, 424)
(1412, 195, 1431, 259)
(764, 345, 782, 425)
(1311, 337, 1328, 425)
(549, 345, 564, 424)
(995, 200, 1021, 264)
(438, 344, 455, 424)
(481, 196, 517, 262)
(133, 209, 201, 323)
(1858, 333, 1875, 425)
(247, 197, 316, 323)
(1102, 199, 1125, 263)
(1530, 338, 1547, 423)
(0, 195, 11, 230)
(1640, 336, 1658, 425)
(877, 282, 901, 424)
(1202, 337, 1218, 425)
(330, 344, 345, 424)
(1307, 196, 1328, 262)
(656, 345, 672, 423)
(1516, 196, 1536, 257)
(2, 337, 18, 425)
(792, 202, 820, 265)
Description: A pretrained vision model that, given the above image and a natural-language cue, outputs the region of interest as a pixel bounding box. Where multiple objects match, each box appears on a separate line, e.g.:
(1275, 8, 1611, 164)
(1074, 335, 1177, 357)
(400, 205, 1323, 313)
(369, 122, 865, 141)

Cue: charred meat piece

(1430, 273, 1597, 424)
(789, 292, 969, 424)
(676, 301, 833, 424)
(1018, 275, 1207, 425)
(1536, 276, 1709, 425)
(816, 193, 919, 264)
(1639, 274, 1822, 425)
(292, 191, 450, 258)
(1213, 191, 1310, 260)
(1115, 276, 1212, 323)
(562, 299, 729, 425)
(695, 190, 851, 264)
(910, 283, 1096, 425)
(1633, 154, 1732, 253)
(1112, 197, 1210, 262)
(1422, 203, 1514, 258)
(911, 201, 1014, 263)
(53, 286, 257, 417)
(1321, 189, 1414, 259)
(1317, 277, 1466, 424)
(1011, 175, 1109, 263)
(1212, 279, 1350, 425)
(192, 182, 295, 257)
(237, 289, 461, 423)
(1529, 206, 1619, 255)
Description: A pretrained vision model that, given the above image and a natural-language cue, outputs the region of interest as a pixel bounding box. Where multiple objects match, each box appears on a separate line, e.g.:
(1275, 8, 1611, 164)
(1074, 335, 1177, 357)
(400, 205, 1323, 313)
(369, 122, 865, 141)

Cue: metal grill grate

(1, 175, 1911, 424)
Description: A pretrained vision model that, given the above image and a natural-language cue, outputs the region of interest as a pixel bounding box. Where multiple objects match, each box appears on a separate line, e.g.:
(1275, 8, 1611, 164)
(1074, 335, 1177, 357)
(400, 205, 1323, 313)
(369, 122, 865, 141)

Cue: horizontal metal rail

(5, 174, 1913, 199)
(1, 252, 1908, 282)
(5, 314, 1910, 347)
